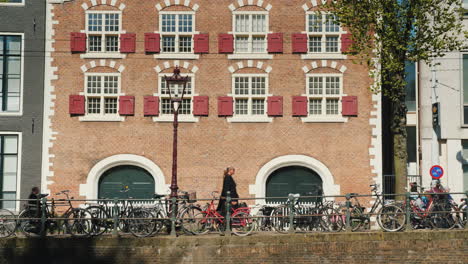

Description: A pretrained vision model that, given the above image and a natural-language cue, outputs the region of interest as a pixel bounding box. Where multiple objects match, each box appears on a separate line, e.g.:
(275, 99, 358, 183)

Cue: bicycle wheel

(377, 204, 405, 232)
(459, 202, 467, 227)
(86, 206, 109, 236)
(179, 206, 205, 235)
(350, 206, 364, 232)
(64, 208, 93, 237)
(231, 211, 254, 236)
(0, 209, 16, 238)
(320, 206, 343, 232)
(18, 209, 40, 237)
(128, 209, 156, 238)
(150, 209, 166, 234)
(431, 202, 459, 229)
(271, 206, 292, 234)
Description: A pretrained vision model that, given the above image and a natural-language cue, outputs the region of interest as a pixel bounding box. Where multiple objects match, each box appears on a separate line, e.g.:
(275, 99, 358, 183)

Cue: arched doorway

(266, 166, 323, 203)
(98, 165, 155, 199)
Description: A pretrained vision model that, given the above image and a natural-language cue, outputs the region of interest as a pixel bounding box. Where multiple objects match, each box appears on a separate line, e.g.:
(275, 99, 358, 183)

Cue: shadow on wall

(0, 237, 147, 264)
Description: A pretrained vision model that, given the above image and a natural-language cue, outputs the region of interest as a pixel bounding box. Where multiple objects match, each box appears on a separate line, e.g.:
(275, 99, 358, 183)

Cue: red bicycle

(190, 192, 254, 236)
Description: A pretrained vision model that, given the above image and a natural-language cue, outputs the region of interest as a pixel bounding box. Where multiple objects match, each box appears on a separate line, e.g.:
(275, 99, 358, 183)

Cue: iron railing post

(112, 198, 119, 237)
(405, 192, 412, 231)
(225, 191, 231, 235)
(465, 191, 468, 230)
(170, 196, 177, 237)
(288, 194, 294, 234)
(40, 196, 47, 237)
(345, 194, 351, 232)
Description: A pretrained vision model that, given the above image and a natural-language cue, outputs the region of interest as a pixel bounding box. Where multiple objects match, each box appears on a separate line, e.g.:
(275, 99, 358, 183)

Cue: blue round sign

(430, 165, 444, 179)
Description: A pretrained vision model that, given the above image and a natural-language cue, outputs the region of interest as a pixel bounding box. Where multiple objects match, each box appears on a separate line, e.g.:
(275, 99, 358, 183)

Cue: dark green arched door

(266, 166, 323, 203)
(98, 165, 155, 199)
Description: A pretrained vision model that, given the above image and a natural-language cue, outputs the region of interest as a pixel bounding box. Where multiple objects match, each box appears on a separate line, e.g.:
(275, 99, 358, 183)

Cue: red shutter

(145, 33, 160, 53)
(218, 96, 233, 116)
(292, 96, 308, 116)
(342, 96, 358, 116)
(292, 33, 308, 53)
(69, 95, 85, 115)
(194, 34, 209, 54)
(341, 33, 353, 53)
(267, 96, 283, 116)
(70, 32, 86, 53)
(143, 96, 159, 116)
(267, 33, 283, 53)
(218, 34, 234, 53)
(193, 96, 209, 116)
(120, 33, 136, 53)
(119, 96, 135, 116)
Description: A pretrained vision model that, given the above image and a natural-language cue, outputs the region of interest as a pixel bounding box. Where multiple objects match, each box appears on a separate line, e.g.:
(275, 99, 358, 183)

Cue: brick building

(43, 0, 381, 202)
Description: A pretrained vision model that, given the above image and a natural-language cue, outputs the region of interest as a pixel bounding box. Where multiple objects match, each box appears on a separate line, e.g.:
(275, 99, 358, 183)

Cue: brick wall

(46, 0, 377, 200)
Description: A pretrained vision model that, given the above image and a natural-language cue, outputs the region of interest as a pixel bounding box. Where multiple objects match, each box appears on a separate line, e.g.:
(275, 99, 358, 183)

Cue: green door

(266, 166, 323, 203)
(98, 165, 155, 199)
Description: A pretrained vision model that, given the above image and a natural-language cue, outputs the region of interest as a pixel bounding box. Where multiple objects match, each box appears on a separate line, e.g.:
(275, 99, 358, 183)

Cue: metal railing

(0, 190, 466, 238)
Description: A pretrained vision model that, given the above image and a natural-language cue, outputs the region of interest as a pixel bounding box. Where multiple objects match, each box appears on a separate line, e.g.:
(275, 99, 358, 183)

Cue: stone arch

(155, 0, 200, 12)
(228, 0, 272, 11)
(79, 154, 168, 199)
(80, 60, 125, 73)
(302, 0, 328, 11)
(249, 155, 340, 204)
(81, 0, 126, 10)
(228, 60, 272, 73)
(302, 60, 347, 74)
(154, 60, 199, 73)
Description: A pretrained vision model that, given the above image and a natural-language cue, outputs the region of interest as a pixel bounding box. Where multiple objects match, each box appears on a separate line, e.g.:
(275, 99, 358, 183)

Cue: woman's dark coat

(217, 174, 239, 215)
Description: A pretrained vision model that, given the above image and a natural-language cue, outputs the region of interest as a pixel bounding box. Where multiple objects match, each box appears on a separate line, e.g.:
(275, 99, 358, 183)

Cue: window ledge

(301, 53, 347, 60)
(152, 115, 199, 123)
(79, 115, 125, 122)
(153, 53, 200, 60)
(301, 116, 348, 123)
(0, 2, 24, 6)
(227, 116, 273, 123)
(80, 53, 127, 59)
(228, 54, 274, 60)
(0, 112, 22, 117)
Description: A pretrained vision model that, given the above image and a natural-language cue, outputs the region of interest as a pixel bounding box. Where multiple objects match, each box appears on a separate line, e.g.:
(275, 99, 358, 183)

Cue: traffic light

(432, 102, 440, 127)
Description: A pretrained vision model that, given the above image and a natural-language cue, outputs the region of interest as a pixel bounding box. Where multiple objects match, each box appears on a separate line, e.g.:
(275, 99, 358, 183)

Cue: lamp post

(164, 66, 189, 201)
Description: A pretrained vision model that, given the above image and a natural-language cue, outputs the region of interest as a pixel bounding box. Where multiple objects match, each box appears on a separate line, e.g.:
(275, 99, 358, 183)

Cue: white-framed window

(82, 73, 122, 121)
(154, 73, 198, 122)
(229, 11, 273, 60)
(84, 10, 125, 59)
(303, 12, 345, 60)
(0, 133, 21, 211)
(304, 73, 346, 122)
(0, 33, 24, 116)
(228, 74, 272, 123)
(0, 0, 24, 6)
(156, 11, 199, 60)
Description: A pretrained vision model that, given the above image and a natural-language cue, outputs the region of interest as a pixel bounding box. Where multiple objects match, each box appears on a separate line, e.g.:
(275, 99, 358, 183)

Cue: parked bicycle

(0, 208, 16, 238)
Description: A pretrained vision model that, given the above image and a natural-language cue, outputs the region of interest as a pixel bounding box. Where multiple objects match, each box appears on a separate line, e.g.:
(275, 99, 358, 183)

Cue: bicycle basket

(188, 191, 197, 203)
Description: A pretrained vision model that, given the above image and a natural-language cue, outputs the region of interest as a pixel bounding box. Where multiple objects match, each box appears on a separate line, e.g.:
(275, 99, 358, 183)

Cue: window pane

(87, 97, 101, 114)
(464, 106, 468, 125)
(104, 98, 118, 114)
(463, 55, 468, 104)
(7, 57, 20, 74)
(309, 77, 323, 95)
(0, 37, 3, 54)
(252, 37, 265, 53)
(6, 36, 21, 55)
(162, 98, 172, 114)
(162, 14, 176, 32)
(7, 78, 20, 93)
(6, 96, 19, 111)
(309, 99, 322, 115)
(2, 193, 16, 211)
(178, 14, 193, 32)
(88, 13, 103, 32)
(103, 76, 118, 94)
(308, 36, 322, 53)
(179, 36, 192, 53)
(308, 14, 322, 32)
(325, 36, 339, 52)
(235, 99, 248, 115)
(235, 14, 249, 32)
(252, 99, 265, 115)
(235, 36, 249, 52)
(326, 99, 339, 115)
(89, 35, 102, 52)
(3, 156, 17, 191)
(252, 15, 266, 32)
(235, 77, 249, 95)
(252, 77, 266, 95)
(325, 14, 339, 32)
(87, 76, 101, 94)
(325, 77, 340, 95)
(4, 136, 18, 154)
(105, 36, 119, 52)
(179, 99, 191, 115)
(406, 126, 417, 163)
(162, 36, 175, 52)
(105, 13, 120, 32)
(405, 62, 417, 112)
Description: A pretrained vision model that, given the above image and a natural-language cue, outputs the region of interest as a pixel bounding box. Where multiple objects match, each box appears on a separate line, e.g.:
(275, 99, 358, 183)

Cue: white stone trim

(302, 60, 347, 74)
(302, 0, 329, 11)
(248, 155, 340, 204)
(228, 60, 272, 73)
(81, 0, 124, 10)
(80, 60, 125, 73)
(155, 0, 199, 11)
(369, 62, 383, 186)
(154, 61, 199, 73)
(229, 0, 271, 10)
(79, 154, 168, 199)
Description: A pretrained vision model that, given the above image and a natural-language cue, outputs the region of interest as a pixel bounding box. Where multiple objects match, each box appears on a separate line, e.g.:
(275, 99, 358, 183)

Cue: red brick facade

(44, 0, 379, 201)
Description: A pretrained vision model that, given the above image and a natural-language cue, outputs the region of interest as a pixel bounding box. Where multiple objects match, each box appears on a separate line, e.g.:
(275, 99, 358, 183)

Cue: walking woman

(217, 167, 239, 216)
